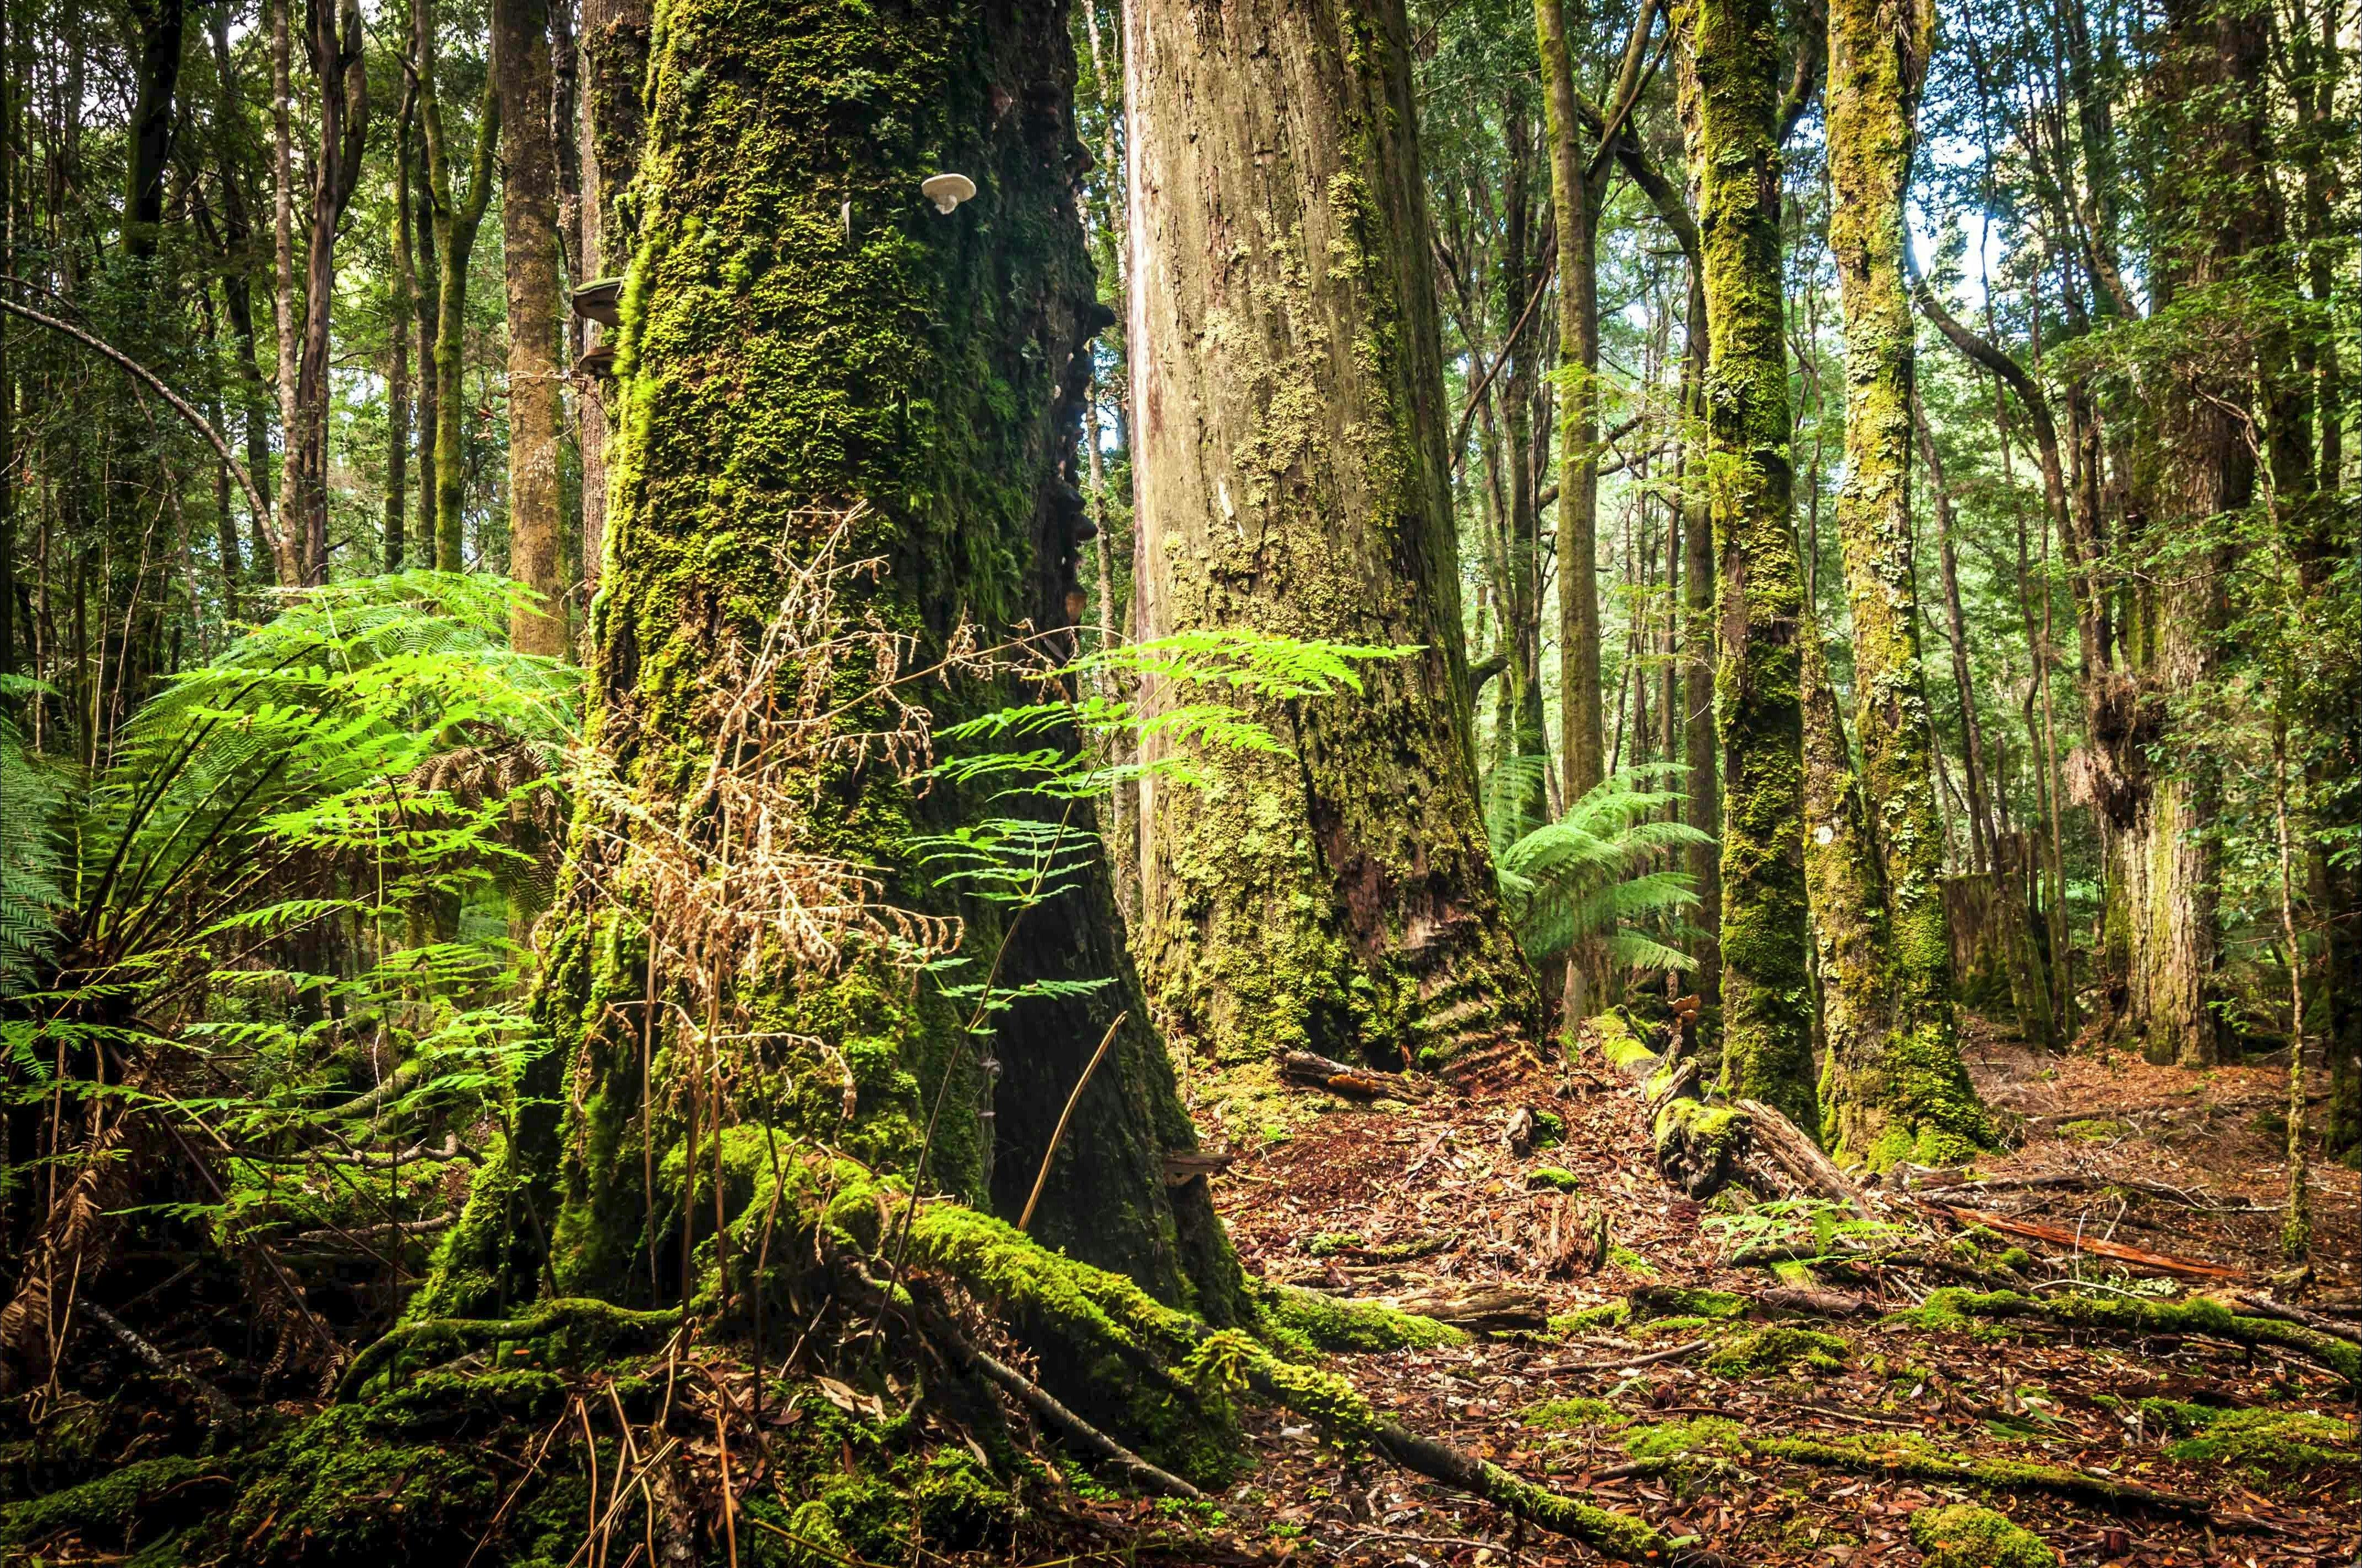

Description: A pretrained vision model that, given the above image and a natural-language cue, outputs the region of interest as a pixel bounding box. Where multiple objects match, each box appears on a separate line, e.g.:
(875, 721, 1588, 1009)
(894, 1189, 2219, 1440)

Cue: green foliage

(4, 575, 576, 1245)
(0, 674, 68, 996)
(1484, 763, 1713, 971)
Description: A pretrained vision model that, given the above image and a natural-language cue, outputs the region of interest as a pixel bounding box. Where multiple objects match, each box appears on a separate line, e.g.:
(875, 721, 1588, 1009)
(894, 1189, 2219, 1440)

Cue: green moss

(1907, 1504, 2055, 1568)
(1521, 1396, 1629, 1431)
(1549, 1300, 1630, 1335)
(1526, 1166, 1583, 1192)
(2148, 1402, 2355, 1484)
(1702, 1325, 1848, 1376)
(1620, 1417, 1747, 1460)
(1249, 1280, 1467, 1355)
(2057, 1118, 2131, 1141)
(1530, 1109, 1566, 1147)
(1629, 1285, 1748, 1320)
(1605, 1244, 1658, 1278)
(2, 1456, 222, 1550)
(1305, 1230, 1363, 1256)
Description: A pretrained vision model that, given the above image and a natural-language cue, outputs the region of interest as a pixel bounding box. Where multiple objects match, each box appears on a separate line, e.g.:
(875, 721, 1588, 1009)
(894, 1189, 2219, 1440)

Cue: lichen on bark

(1817, 0, 1989, 1166)
(1675, 0, 1816, 1133)
(1124, 0, 1537, 1072)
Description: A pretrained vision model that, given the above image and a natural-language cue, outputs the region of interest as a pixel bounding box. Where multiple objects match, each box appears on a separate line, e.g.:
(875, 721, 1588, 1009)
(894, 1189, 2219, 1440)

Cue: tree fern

(0, 674, 68, 997)
(1488, 762, 1715, 972)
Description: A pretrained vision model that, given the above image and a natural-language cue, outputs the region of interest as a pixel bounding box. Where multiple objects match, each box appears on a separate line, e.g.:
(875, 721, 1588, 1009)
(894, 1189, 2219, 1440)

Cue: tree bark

(422, 0, 1240, 1332)
(270, 0, 298, 573)
(387, 87, 415, 573)
(575, 0, 650, 590)
(1679, 0, 1815, 1133)
(1818, 0, 1986, 1163)
(418, 0, 500, 573)
(1124, 0, 1539, 1071)
(496, 0, 566, 652)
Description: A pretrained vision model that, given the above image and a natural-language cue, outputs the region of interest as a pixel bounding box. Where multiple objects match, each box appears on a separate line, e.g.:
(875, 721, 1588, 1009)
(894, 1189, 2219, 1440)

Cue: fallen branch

(1740, 1433, 2212, 1519)
(1282, 1050, 1409, 1099)
(2231, 1293, 2362, 1348)
(1729, 1241, 2029, 1292)
(1531, 1338, 1707, 1375)
(1737, 1098, 1873, 1218)
(1590, 1013, 1751, 1198)
(1925, 1172, 2272, 1215)
(79, 1301, 232, 1416)
(1931, 1203, 2246, 1282)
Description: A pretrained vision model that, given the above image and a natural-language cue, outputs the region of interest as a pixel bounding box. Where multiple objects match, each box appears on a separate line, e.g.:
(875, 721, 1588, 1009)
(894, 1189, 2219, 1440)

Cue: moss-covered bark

(423, 0, 1237, 1329)
(1677, 0, 1815, 1132)
(1123, 0, 1538, 1071)
(1817, 0, 1988, 1166)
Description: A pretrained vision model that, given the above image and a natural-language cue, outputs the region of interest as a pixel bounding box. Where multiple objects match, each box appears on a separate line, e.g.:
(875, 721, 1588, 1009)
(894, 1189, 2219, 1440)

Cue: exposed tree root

(336, 1297, 684, 1400)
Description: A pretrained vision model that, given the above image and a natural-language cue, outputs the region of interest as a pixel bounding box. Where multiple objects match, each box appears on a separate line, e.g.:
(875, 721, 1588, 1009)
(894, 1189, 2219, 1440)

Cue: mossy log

(338, 1297, 683, 1401)
(1629, 1417, 2211, 1518)
(1906, 1288, 2361, 1389)
(1592, 1011, 1752, 1197)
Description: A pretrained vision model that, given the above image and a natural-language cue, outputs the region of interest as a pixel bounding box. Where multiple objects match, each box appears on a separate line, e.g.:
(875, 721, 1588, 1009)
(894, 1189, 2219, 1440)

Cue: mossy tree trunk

(496, 0, 567, 653)
(425, 0, 1239, 1329)
(1123, 0, 1539, 1073)
(2109, 0, 2279, 1068)
(417, 0, 499, 574)
(574, 0, 649, 590)
(1817, 0, 1987, 1164)
(1678, 0, 1816, 1134)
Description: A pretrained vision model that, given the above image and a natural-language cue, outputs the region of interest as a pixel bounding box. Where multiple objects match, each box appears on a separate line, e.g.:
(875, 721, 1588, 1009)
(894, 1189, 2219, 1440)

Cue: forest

(0, 0, 2356, 1559)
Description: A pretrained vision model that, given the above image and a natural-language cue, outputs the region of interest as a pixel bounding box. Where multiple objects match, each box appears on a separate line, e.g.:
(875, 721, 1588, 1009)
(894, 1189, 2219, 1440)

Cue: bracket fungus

(921, 172, 977, 214)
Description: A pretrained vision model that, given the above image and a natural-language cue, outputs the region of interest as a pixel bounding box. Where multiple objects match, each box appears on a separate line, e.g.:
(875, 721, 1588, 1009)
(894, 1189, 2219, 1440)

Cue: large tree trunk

(1123, 0, 1538, 1072)
(1679, 0, 1815, 1133)
(495, 0, 566, 651)
(2109, 0, 2276, 1068)
(1817, 0, 1986, 1164)
(424, 0, 1239, 1329)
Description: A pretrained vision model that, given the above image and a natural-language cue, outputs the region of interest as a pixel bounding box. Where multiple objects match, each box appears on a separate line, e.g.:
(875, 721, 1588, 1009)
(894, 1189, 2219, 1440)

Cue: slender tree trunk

(424, 0, 1239, 1340)
(1678, 266, 1721, 1021)
(575, 0, 650, 589)
(496, 0, 566, 651)
(1918, 397, 2056, 1050)
(208, 3, 279, 588)
(1679, 0, 1815, 1133)
(270, 0, 297, 570)
(287, 0, 367, 585)
(387, 90, 415, 573)
(413, 133, 440, 564)
(1125, 0, 1538, 1072)
(1535, 0, 1604, 810)
(418, 0, 501, 571)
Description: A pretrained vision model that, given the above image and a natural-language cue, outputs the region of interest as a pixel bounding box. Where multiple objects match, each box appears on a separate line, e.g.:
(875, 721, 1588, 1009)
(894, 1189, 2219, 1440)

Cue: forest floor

(1076, 1016, 2362, 1567)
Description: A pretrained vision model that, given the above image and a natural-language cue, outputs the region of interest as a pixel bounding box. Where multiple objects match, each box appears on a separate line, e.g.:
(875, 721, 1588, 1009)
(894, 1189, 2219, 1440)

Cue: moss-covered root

(1908, 1504, 2059, 1568)
(1591, 1012, 1754, 1198)
(1748, 1433, 2209, 1518)
(1249, 1280, 1469, 1356)
(1371, 1422, 1736, 1567)
(1909, 1288, 2362, 1390)
(1233, 1342, 1729, 1566)
(338, 1297, 682, 1401)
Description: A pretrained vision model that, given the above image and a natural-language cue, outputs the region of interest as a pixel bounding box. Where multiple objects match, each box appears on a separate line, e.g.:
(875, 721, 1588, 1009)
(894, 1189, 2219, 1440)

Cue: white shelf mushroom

(921, 172, 977, 214)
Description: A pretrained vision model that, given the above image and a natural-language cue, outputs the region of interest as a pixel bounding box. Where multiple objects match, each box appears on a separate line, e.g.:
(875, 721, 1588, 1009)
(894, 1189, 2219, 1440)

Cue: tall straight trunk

(575, 0, 650, 590)
(270, 0, 297, 568)
(1918, 396, 2056, 1050)
(1678, 267, 1721, 1017)
(1819, 0, 1987, 1164)
(423, 0, 1239, 1336)
(496, 0, 566, 652)
(1535, 0, 1604, 805)
(1680, 0, 1815, 1132)
(413, 136, 440, 563)
(0, 3, 13, 680)
(1800, 628, 1887, 1090)
(288, 0, 367, 585)
(1125, 0, 1539, 1072)
(418, 0, 501, 571)
(2111, 0, 2278, 1067)
(208, 3, 281, 586)
(122, 0, 185, 263)
(387, 91, 415, 573)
